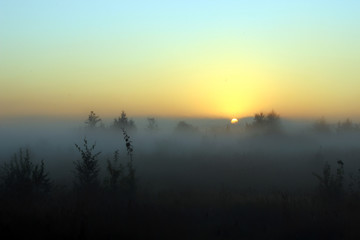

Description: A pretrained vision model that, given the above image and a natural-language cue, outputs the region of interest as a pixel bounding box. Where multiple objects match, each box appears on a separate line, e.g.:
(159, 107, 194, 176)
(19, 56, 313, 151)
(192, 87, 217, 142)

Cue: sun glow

(1, 2, 359, 119)
(231, 118, 238, 124)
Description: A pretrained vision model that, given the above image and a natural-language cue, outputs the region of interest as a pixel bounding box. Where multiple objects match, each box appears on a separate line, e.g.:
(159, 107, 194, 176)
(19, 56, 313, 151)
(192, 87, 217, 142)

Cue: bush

(313, 160, 345, 201)
(0, 148, 51, 198)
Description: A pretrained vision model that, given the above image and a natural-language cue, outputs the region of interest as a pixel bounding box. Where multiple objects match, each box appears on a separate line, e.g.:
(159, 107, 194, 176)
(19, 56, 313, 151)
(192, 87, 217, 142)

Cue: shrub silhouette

(0, 148, 51, 198)
(313, 160, 345, 201)
(74, 138, 101, 192)
(105, 150, 124, 192)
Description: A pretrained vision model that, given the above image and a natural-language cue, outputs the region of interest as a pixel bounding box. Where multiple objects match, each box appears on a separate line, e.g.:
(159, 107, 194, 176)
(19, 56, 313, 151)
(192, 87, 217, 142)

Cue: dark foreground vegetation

(1, 111, 360, 239)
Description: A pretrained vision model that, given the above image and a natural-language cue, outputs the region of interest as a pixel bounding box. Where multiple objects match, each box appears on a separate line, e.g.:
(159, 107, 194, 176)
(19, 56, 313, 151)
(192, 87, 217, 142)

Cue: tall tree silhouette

(74, 138, 101, 192)
(85, 111, 101, 128)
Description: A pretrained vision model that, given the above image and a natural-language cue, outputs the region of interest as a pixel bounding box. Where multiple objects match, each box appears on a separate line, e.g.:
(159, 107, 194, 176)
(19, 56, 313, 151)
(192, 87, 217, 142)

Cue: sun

(231, 118, 238, 124)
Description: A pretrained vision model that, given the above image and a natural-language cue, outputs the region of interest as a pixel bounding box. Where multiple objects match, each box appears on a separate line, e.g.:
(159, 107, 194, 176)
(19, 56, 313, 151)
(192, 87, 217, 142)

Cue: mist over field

(2, 115, 360, 193)
(2, 113, 360, 239)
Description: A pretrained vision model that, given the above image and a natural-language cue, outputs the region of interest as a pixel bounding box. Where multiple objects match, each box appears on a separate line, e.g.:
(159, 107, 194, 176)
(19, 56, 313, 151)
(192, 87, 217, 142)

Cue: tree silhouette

(247, 110, 281, 133)
(175, 121, 198, 133)
(253, 112, 266, 126)
(74, 138, 101, 192)
(112, 111, 136, 131)
(105, 150, 124, 192)
(313, 117, 331, 134)
(85, 111, 102, 128)
(147, 117, 158, 131)
(337, 118, 357, 133)
(105, 129, 136, 199)
(313, 160, 345, 201)
(266, 110, 280, 124)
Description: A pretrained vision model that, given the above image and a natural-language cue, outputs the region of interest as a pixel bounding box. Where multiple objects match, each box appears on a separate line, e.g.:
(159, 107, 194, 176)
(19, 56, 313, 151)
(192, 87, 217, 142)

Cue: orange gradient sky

(1, 1, 360, 120)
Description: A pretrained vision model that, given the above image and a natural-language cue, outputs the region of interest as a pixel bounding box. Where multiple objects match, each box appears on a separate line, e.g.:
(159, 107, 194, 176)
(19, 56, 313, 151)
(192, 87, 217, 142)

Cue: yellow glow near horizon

(1, 1, 360, 121)
(231, 118, 238, 124)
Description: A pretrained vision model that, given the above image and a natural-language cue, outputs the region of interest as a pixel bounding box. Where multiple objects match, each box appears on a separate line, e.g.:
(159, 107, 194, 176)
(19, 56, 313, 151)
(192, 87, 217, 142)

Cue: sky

(1, 0, 359, 120)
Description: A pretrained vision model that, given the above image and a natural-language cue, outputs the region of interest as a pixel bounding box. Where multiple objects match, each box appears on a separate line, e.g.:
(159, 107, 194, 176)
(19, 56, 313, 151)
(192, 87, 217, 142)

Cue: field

(1, 118, 360, 239)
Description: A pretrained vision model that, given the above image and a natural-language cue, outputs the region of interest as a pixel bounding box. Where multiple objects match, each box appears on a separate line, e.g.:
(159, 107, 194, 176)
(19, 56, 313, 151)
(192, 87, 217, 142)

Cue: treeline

(83, 110, 360, 135)
(313, 116, 360, 134)
(85, 110, 137, 131)
(245, 110, 360, 135)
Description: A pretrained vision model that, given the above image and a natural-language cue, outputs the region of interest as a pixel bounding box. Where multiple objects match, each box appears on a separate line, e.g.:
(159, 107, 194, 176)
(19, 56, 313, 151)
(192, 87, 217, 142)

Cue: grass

(2, 136, 360, 239)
